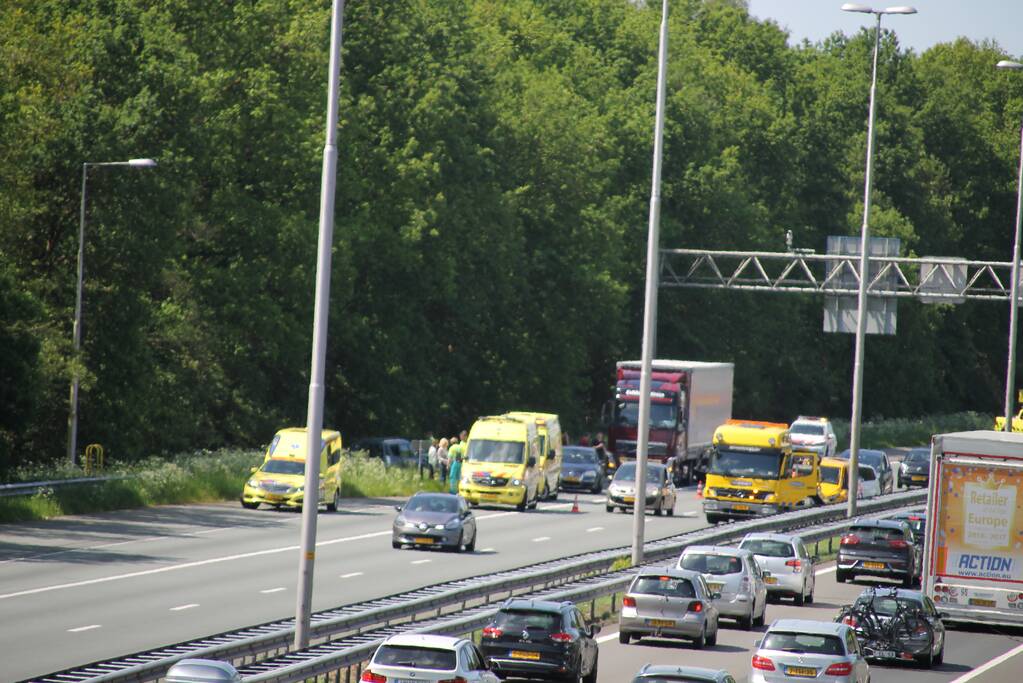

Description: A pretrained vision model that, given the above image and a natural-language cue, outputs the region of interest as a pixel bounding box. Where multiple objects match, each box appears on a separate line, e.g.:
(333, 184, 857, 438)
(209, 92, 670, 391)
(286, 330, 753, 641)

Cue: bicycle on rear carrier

(836, 587, 936, 666)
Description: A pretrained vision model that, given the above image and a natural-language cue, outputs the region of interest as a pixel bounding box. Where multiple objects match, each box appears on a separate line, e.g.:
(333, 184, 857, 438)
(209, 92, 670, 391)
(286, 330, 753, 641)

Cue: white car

(750, 619, 870, 683)
(857, 465, 881, 499)
(677, 546, 768, 630)
(362, 634, 500, 683)
(789, 416, 837, 458)
(738, 533, 816, 605)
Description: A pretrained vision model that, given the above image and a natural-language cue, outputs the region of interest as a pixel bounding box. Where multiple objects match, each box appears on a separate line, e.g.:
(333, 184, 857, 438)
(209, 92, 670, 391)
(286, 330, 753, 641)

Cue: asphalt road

(0, 488, 706, 682)
(592, 564, 1023, 683)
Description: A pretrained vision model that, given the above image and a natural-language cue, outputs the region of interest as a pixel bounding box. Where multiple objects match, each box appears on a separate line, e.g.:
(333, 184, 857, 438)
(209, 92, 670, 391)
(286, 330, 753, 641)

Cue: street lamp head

(841, 3, 874, 13)
(841, 3, 917, 14)
(883, 6, 917, 14)
(997, 60, 1023, 70)
(128, 158, 158, 168)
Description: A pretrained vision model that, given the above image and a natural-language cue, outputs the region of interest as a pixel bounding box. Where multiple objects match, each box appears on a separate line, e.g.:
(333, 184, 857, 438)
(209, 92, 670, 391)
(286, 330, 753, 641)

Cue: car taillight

(741, 576, 751, 591)
(360, 671, 387, 683)
(482, 627, 503, 639)
(841, 615, 858, 627)
(785, 559, 802, 572)
(751, 655, 775, 671)
(825, 662, 853, 676)
(840, 534, 860, 546)
(438, 678, 468, 683)
(688, 601, 703, 613)
(889, 539, 909, 549)
(550, 632, 575, 643)
(623, 596, 637, 607)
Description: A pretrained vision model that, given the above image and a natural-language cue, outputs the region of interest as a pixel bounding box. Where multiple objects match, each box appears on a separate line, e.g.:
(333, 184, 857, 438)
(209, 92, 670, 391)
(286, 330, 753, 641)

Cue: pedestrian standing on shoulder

(448, 448, 463, 494)
(437, 438, 449, 481)
(427, 436, 438, 479)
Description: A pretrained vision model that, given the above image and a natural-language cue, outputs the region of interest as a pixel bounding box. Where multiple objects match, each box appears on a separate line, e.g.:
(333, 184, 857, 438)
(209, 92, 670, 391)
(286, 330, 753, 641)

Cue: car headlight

(433, 523, 446, 530)
(287, 486, 303, 494)
(246, 478, 260, 488)
(444, 519, 461, 530)
(512, 479, 522, 486)
(764, 493, 777, 502)
(705, 488, 715, 497)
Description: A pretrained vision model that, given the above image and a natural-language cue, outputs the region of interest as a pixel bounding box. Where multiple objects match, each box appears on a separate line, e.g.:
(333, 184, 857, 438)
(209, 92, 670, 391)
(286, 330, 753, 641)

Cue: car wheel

(241, 500, 259, 510)
(592, 480, 603, 494)
(326, 489, 340, 512)
(654, 500, 663, 516)
(753, 600, 765, 627)
(739, 609, 754, 631)
(903, 572, 915, 588)
(916, 642, 934, 668)
(466, 530, 476, 552)
(706, 620, 718, 646)
(605, 504, 614, 513)
(582, 658, 598, 683)
(805, 579, 815, 604)
(794, 584, 806, 606)
(516, 492, 528, 512)
(934, 643, 944, 666)
(836, 569, 849, 583)
(392, 540, 401, 549)
(528, 489, 539, 509)
(692, 624, 706, 649)
(619, 631, 631, 645)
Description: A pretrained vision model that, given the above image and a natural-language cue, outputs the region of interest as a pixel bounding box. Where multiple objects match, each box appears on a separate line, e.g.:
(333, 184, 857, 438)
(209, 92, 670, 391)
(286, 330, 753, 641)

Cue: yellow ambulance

(459, 415, 542, 510)
(242, 427, 343, 511)
(505, 411, 563, 500)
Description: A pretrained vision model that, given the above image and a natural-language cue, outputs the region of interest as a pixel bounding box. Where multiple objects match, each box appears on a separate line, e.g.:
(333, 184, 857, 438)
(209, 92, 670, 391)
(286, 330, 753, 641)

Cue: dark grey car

(561, 446, 606, 493)
(837, 449, 894, 494)
(837, 519, 919, 586)
(393, 492, 477, 552)
(897, 448, 931, 488)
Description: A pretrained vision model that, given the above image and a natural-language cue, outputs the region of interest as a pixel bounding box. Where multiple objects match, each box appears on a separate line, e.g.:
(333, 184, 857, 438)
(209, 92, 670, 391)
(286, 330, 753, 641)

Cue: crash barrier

(0, 474, 133, 498)
(32, 489, 926, 683)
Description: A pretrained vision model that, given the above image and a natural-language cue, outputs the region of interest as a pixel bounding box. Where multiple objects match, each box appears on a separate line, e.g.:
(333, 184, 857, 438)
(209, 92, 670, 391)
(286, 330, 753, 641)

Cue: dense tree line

(1, 0, 1021, 471)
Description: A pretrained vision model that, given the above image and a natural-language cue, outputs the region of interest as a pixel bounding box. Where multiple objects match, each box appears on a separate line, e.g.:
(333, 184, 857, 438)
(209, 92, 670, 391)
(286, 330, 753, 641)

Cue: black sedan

(392, 492, 477, 552)
(560, 446, 606, 493)
(898, 448, 931, 488)
(837, 519, 920, 586)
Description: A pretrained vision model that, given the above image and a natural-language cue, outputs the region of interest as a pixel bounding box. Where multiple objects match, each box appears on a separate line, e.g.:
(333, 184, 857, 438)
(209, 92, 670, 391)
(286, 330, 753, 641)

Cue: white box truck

(923, 430, 1023, 627)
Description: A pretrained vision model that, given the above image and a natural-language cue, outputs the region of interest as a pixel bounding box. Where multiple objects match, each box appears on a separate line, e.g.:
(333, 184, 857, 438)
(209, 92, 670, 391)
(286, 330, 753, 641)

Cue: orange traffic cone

(696, 481, 704, 498)
(571, 495, 580, 513)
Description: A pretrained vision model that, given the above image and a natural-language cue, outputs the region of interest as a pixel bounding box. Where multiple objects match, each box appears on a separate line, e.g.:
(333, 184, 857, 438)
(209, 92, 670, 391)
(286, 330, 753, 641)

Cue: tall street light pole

(68, 158, 158, 467)
(295, 0, 345, 649)
(997, 59, 1023, 432)
(840, 3, 915, 517)
(633, 0, 670, 567)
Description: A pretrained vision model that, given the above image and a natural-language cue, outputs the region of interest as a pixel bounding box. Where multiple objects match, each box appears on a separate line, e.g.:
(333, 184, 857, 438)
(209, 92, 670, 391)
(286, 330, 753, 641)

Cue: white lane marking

(532, 536, 551, 542)
(680, 511, 698, 518)
(260, 587, 286, 594)
(340, 572, 364, 579)
(170, 603, 199, 611)
(479, 548, 496, 553)
(411, 559, 432, 565)
(586, 527, 604, 533)
(0, 500, 576, 600)
(597, 631, 619, 643)
(815, 566, 837, 576)
(951, 640, 1023, 682)
(68, 624, 101, 632)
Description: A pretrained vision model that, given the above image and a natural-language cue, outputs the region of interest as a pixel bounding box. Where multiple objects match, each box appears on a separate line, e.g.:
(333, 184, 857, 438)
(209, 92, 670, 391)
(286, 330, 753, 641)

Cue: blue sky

(747, 0, 1023, 57)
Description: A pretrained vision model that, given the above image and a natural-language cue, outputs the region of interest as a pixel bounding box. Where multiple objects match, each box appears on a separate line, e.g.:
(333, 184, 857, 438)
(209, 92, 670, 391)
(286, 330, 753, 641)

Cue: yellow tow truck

(702, 420, 819, 524)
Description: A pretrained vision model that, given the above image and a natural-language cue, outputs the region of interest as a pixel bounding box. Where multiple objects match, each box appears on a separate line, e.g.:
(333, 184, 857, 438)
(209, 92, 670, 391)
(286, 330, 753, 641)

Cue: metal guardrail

(0, 475, 134, 498)
(29, 489, 926, 683)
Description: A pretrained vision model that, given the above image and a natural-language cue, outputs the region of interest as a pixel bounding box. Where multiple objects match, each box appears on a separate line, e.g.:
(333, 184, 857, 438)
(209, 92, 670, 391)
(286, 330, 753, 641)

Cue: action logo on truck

(936, 465, 1023, 583)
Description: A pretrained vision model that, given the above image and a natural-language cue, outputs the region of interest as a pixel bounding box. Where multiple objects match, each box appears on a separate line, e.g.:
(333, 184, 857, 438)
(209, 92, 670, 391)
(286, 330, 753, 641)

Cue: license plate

(394, 679, 418, 683)
(564, 477, 579, 483)
(480, 493, 498, 499)
(764, 576, 778, 584)
(623, 497, 635, 503)
(970, 598, 996, 607)
(912, 475, 925, 481)
(414, 537, 435, 544)
(509, 650, 540, 660)
(864, 561, 885, 570)
(875, 650, 896, 659)
(648, 619, 675, 627)
(784, 666, 817, 677)
(264, 494, 282, 502)
(732, 504, 750, 511)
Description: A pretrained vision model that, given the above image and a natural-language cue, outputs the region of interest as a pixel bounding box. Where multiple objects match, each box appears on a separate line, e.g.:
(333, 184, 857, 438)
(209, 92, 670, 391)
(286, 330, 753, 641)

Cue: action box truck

(603, 360, 734, 486)
(923, 430, 1023, 627)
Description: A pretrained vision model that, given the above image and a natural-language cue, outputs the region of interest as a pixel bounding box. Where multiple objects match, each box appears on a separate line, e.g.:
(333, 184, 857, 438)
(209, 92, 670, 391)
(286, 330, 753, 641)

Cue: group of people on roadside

(426, 431, 468, 494)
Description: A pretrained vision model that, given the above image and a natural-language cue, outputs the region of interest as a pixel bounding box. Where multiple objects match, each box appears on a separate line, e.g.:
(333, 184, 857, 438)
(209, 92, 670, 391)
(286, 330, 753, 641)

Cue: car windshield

(820, 466, 842, 485)
(740, 539, 795, 558)
(855, 595, 924, 617)
(762, 632, 844, 655)
(858, 466, 877, 481)
(614, 463, 665, 483)
(467, 439, 524, 464)
(680, 553, 743, 575)
(374, 645, 456, 670)
(260, 459, 305, 475)
(631, 576, 696, 598)
(790, 423, 825, 436)
(850, 525, 905, 542)
(494, 609, 561, 632)
(709, 449, 782, 479)
(405, 495, 458, 513)
(905, 451, 929, 464)
(614, 400, 677, 429)
(564, 449, 598, 464)
(859, 452, 883, 468)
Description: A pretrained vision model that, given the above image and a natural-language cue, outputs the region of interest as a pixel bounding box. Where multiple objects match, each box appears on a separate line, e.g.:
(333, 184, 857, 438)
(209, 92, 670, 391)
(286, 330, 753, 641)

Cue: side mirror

(938, 612, 950, 619)
(394, 505, 403, 512)
(250, 467, 258, 474)
(590, 624, 602, 636)
(761, 571, 772, 578)
(462, 509, 472, 518)
(528, 456, 537, 468)
(812, 555, 820, 564)
(711, 592, 722, 600)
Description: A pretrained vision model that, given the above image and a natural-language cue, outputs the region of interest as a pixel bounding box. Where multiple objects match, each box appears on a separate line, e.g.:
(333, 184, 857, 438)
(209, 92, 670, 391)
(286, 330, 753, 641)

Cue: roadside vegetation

(0, 449, 443, 524)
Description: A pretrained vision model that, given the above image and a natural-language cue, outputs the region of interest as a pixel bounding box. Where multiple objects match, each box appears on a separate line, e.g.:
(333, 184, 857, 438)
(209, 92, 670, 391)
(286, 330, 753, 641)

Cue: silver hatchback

(618, 567, 720, 648)
(739, 532, 817, 605)
(676, 546, 768, 630)
(750, 619, 869, 683)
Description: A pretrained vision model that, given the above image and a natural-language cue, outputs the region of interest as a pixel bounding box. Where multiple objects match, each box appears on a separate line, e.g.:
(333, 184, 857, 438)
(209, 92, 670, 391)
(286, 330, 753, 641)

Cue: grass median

(0, 449, 444, 524)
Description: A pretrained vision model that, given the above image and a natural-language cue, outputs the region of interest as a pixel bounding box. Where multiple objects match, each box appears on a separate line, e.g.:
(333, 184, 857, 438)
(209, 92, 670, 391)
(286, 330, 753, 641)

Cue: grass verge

(0, 450, 444, 524)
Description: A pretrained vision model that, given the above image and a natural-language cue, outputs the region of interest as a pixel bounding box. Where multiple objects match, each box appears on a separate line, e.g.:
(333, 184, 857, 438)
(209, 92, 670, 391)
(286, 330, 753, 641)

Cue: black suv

(480, 599, 600, 682)
(898, 448, 931, 488)
(836, 519, 920, 587)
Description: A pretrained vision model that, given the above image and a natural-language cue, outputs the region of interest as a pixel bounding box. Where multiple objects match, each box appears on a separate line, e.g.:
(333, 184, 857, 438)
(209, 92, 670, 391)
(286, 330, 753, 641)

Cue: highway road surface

(0, 489, 705, 681)
(592, 563, 1023, 683)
